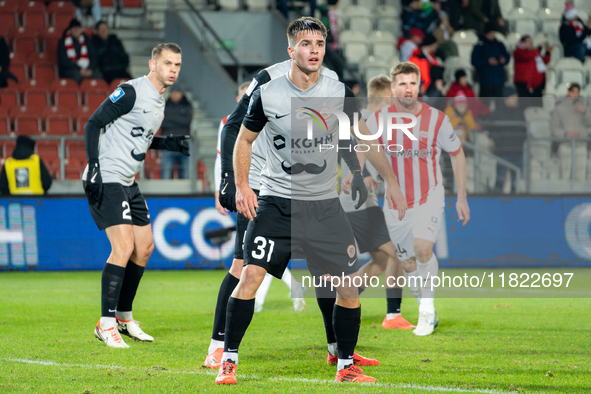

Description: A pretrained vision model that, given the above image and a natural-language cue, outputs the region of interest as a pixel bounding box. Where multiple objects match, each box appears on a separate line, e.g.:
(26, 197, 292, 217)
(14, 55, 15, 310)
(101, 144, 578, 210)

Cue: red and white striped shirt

(367, 102, 461, 209)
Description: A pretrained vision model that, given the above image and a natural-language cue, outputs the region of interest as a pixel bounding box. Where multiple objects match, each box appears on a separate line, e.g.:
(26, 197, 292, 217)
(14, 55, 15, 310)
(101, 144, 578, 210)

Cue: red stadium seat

(1, 139, 17, 158)
(54, 90, 81, 110)
(23, 10, 48, 27)
(27, 52, 53, 67)
(120, 0, 143, 7)
(17, 0, 46, 14)
(85, 90, 108, 109)
(101, 0, 116, 6)
(9, 63, 28, 82)
(65, 138, 85, 159)
(0, 1, 18, 12)
(13, 36, 38, 54)
(46, 157, 61, 179)
(39, 26, 62, 40)
(40, 105, 70, 120)
(20, 79, 49, 91)
(70, 106, 92, 131)
(45, 113, 72, 134)
(0, 89, 20, 108)
(23, 89, 50, 110)
(109, 78, 130, 91)
(80, 78, 109, 93)
(76, 113, 91, 132)
(10, 50, 28, 64)
(52, 11, 74, 32)
(32, 63, 57, 84)
(47, 1, 76, 16)
(14, 114, 41, 135)
(0, 106, 7, 117)
(0, 11, 17, 32)
(42, 37, 59, 61)
(0, 117, 10, 135)
(50, 78, 78, 94)
(36, 138, 60, 159)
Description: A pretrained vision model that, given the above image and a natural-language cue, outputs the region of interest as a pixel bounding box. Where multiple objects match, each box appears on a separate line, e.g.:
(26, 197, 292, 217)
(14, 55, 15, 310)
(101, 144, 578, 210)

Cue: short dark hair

(519, 34, 531, 43)
(568, 82, 581, 92)
(152, 43, 182, 59)
(286, 17, 327, 47)
(95, 20, 108, 30)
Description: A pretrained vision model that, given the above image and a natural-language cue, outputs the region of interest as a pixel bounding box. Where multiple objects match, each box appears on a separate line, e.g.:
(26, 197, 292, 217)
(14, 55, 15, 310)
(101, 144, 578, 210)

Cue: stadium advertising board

(0, 196, 589, 271)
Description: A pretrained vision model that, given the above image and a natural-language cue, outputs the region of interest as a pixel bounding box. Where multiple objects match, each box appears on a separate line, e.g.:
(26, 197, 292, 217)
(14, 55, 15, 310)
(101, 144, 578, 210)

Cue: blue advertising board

(0, 196, 589, 271)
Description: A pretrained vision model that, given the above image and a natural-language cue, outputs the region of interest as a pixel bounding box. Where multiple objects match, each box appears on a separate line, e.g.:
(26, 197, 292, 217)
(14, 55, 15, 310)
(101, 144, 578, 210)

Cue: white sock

(403, 269, 422, 303)
(100, 316, 117, 329)
(255, 274, 273, 305)
(115, 311, 133, 322)
(281, 268, 293, 290)
(337, 358, 354, 371)
(222, 352, 238, 365)
(327, 342, 337, 357)
(208, 339, 224, 355)
(386, 312, 401, 320)
(416, 254, 438, 314)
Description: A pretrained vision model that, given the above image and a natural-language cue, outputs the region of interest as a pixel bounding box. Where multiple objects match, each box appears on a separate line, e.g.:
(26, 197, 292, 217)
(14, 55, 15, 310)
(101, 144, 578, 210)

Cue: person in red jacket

(513, 35, 552, 98)
(446, 69, 490, 118)
(409, 34, 439, 95)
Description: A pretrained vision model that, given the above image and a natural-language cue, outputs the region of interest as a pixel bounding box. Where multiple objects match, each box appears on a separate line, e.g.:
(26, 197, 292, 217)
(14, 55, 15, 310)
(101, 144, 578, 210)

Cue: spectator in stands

(444, 0, 469, 31)
(401, 0, 439, 38)
(560, 2, 591, 63)
(92, 21, 132, 84)
(446, 69, 491, 118)
(433, 7, 459, 60)
(424, 65, 445, 109)
(400, 28, 425, 62)
(73, 0, 102, 25)
(462, 0, 507, 37)
(409, 35, 439, 95)
(0, 35, 18, 87)
(551, 82, 591, 141)
(513, 35, 551, 98)
(319, 0, 344, 81)
(0, 136, 52, 195)
(160, 86, 193, 179)
(58, 19, 99, 84)
(445, 92, 477, 142)
(489, 85, 526, 193)
(471, 24, 509, 99)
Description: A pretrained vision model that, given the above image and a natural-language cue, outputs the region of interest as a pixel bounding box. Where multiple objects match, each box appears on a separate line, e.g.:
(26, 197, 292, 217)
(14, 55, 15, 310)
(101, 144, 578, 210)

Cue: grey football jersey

(243, 73, 357, 200)
(243, 60, 338, 189)
(83, 76, 165, 186)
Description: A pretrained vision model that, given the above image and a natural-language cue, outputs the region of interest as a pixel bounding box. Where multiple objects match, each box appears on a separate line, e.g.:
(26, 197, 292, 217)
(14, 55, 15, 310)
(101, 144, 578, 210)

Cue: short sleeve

(242, 88, 267, 133)
(437, 115, 462, 154)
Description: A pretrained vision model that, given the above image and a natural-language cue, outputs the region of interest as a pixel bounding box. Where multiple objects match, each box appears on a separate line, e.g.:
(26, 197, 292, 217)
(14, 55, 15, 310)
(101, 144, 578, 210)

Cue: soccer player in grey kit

(83, 43, 190, 348)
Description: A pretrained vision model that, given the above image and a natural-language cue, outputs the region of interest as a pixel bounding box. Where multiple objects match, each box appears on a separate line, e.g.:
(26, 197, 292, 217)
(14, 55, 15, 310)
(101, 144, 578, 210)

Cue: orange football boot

(327, 352, 380, 366)
(203, 348, 223, 369)
(335, 365, 376, 383)
(215, 361, 237, 385)
(382, 315, 416, 329)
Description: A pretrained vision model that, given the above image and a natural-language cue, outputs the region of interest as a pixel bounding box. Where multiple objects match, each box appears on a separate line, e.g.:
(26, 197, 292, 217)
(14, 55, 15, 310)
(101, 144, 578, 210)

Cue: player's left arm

(343, 88, 407, 219)
(439, 114, 470, 226)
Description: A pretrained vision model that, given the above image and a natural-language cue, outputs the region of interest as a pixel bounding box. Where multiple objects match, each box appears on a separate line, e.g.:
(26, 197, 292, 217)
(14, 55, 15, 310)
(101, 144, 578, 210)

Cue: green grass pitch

(0, 269, 590, 393)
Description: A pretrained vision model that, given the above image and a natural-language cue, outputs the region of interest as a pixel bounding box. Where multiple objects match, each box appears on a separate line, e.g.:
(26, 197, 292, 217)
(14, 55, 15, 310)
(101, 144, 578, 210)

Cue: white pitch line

(3, 358, 526, 394)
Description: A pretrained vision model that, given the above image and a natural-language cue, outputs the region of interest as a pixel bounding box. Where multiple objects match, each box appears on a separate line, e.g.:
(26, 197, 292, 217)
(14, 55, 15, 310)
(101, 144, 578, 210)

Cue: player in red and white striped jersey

(366, 62, 470, 336)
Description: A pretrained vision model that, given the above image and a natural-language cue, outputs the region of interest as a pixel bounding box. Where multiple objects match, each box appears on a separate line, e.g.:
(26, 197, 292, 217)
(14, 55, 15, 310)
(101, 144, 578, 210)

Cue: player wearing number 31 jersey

(83, 43, 190, 348)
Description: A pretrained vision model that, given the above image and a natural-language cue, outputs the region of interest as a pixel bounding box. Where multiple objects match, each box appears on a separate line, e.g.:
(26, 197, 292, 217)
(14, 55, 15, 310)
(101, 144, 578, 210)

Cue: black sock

(224, 297, 255, 353)
(358, 287, 365, 294)
(386, 288, 403, 314)
(212, 273, 240, 341)
(117, 260, 145, 313)
(332, 304, 361, 361)
(315, 285, 337, 344)
(101, 263, 126, 318)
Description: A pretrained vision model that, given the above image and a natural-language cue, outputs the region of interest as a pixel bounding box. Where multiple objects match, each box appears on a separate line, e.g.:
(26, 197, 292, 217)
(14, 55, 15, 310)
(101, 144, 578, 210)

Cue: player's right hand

(219, 173, 237, 212)
(236, 185, 258, 221)
(85, 160, 103, 207)
(385, 181, 407, 221)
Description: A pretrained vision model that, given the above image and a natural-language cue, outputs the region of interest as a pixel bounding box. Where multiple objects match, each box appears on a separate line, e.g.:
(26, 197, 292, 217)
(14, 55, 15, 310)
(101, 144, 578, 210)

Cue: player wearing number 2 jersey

(83, 43, 190, 348)
(366, 62, 470, 337)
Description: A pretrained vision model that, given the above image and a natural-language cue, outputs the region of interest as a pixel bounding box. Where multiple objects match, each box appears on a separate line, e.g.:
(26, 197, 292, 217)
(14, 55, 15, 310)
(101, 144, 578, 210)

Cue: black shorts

(346, 206, 391, 254)
(243, 196, 358, 279)
(84, 182, 151, 231)
(234, 189, 259, 260)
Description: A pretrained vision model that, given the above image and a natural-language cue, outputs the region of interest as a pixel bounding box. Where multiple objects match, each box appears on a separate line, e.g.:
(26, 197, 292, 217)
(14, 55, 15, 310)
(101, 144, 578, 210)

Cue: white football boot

(117, 318, 154, 342)
(95, 320, 129, 348)
(291, 284, 306, 312)
(413, 311, 439, 336)
(254, 302, 264, 313)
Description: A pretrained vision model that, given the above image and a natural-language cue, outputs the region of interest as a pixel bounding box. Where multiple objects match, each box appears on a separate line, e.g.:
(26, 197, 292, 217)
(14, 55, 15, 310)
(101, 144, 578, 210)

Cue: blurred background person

(445, 92, 477, 142)
(0, 136, 52, 195)
(73, 0, 102, 25)
(402, 0, 439, 38)
(409, 34, 439, 95)
(400, 28, 425, 62)
(471, 23, 509, 100)
(462, 0, 507, 36)
(560, 2, 591, 62)
(432, 0, 458, 60)
(513, 35, 551, 98)
(92, 21, 131, 84)
(0, 35, 18, 87)
(550, 82, 591, 181)
(58, 19, 99, 84)
(160, 86, 193, 179)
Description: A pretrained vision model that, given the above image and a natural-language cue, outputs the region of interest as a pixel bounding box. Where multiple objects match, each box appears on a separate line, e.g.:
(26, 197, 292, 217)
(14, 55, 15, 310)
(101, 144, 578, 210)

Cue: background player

(83, 43, 189, 348)
(339, 75, 414, 330)
(367, 62, 470, 337)
(216, 17, 407, 385)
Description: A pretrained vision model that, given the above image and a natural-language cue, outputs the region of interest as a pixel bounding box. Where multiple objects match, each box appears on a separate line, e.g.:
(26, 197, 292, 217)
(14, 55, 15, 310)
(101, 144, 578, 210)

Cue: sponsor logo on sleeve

(109, 87, 125, 103)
